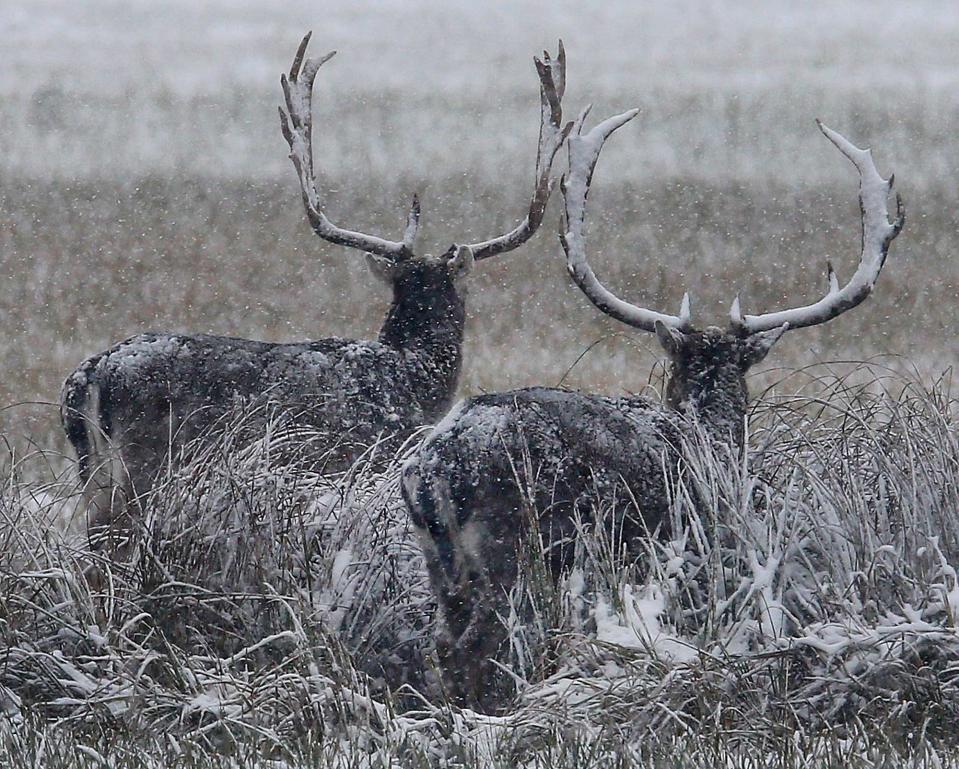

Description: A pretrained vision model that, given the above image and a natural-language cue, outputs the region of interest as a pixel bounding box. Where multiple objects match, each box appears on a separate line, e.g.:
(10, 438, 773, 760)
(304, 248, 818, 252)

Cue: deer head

(278, 33, 573, 308)
(560, 107, 904, 438)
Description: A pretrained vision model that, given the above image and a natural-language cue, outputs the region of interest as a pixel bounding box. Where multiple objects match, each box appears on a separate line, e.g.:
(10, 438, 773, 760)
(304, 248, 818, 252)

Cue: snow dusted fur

(402, 324, 784, 709)
(60, 253, 469, 542)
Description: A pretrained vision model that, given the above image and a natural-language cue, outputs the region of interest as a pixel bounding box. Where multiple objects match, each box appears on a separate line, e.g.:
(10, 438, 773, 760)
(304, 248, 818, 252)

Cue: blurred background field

(1, 0, 958, 452)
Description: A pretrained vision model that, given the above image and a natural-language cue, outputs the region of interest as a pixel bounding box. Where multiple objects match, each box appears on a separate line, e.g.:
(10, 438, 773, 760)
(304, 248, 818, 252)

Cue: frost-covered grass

(2, 2, 959, 763)
(3, 364, 959, 766)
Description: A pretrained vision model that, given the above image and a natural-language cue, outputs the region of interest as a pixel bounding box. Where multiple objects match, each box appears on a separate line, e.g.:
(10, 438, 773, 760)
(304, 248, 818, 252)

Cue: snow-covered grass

(1, 0, 957, 184)
(2, 2, 958, 762)
(2, 363, 959, 766)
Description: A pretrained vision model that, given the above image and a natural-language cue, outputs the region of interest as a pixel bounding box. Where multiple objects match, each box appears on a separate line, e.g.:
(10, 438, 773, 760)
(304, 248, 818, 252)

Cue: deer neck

(679, 377, 749, 452)
(378, 293, 465, 419)
(692, 394, 746, 450)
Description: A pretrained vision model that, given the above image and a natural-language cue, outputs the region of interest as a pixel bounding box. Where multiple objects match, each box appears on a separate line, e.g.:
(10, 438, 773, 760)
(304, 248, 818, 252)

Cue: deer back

(62, 331, 439, 497)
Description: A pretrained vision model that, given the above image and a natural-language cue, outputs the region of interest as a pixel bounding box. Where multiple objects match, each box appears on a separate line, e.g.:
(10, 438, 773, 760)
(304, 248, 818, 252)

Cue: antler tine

(730, 121, 904, 334)
(289, 31, 312, 81)
(467, 40, 574, 261)
(561, 107, 692, 333)
(279, 33, 417, 260)
(402, 193, 421, 253)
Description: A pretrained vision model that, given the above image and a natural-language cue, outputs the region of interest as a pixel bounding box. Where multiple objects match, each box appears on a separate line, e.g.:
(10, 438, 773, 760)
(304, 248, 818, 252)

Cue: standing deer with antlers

(401, 108, 904, 710)
(60, 34, 571, 542)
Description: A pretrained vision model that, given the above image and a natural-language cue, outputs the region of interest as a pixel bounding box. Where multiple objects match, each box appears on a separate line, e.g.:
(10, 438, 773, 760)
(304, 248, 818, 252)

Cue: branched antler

(279, 32, 419, 260)
(730, 121, 905, 334)
(560, 106, 692, 333)
(466, 42, 574, 261)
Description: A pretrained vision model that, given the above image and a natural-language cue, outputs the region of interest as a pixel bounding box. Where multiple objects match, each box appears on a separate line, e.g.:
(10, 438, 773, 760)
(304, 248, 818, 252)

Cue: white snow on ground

(1, 0, 955, 98)
(0, 0, 957, 182)
(594, 584, 699, 663)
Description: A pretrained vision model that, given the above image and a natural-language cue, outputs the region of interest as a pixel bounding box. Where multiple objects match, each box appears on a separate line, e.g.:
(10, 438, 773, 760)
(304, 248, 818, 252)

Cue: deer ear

(654, 320, 686, 358)
(742, 323, 788, 368)
(365, 252, 397, 285)
(447, 245, 474, 283)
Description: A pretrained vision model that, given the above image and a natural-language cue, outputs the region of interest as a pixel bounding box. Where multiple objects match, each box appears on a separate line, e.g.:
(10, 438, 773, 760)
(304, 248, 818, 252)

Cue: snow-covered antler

(466, 41, 574, 261)
(729, 120, 905, 334)
(560, 106, 692, 333)
(279, 32, 420, 261)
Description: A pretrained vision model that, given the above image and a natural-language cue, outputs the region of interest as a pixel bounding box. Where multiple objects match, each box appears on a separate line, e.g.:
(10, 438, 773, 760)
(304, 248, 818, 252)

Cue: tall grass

(2, 364, 959, 765)
(3, 3, 958, 763)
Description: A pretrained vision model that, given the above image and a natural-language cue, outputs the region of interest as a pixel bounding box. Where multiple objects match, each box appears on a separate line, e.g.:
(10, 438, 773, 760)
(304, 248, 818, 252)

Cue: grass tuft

(2, 364, 959, 765)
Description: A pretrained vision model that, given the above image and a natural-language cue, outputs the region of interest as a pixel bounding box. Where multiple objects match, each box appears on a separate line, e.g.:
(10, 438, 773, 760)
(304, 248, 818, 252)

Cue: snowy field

(2, 1, 959, 766)
(1, 0, 958, 182)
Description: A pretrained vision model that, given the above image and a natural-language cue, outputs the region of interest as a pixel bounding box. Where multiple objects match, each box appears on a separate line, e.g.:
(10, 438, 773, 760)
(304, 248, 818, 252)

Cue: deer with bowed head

(60, 33, 572, 545)
(401, 107, 904, 711)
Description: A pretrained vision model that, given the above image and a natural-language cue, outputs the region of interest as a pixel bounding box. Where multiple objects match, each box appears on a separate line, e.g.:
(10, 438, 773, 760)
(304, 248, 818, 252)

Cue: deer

(401, 107, 904, 711)
(60, 33, 573, 544)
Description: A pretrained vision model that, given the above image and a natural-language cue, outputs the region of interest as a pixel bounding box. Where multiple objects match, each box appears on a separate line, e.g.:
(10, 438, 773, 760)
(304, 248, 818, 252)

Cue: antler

(730, 121, 905, 334)
(279, 32, 419, 260)
(560, 106, 692, 333)
(466, 41, 574, 261)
